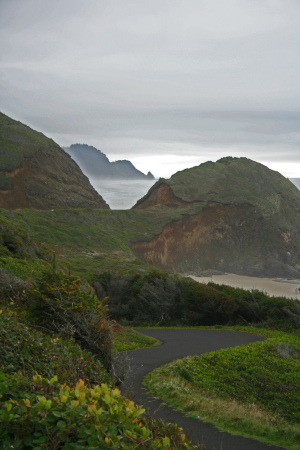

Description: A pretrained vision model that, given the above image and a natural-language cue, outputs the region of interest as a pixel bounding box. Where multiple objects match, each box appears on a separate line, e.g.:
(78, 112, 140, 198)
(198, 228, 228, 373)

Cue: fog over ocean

(90, 178, 156, 210)
(91, 178, 300, 210)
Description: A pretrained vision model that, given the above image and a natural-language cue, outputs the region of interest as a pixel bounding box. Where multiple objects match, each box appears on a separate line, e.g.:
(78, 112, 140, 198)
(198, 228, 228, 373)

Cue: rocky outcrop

(131, 157, 300, 277)
(0, 113, 109, 209)
(64, 144, 155, 180)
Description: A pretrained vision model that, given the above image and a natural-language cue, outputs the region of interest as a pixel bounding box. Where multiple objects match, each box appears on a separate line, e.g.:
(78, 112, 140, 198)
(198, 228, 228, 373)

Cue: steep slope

(132, 157, 300, 277)
(0, 113, 109, 209)
(64, 143, 155, 180)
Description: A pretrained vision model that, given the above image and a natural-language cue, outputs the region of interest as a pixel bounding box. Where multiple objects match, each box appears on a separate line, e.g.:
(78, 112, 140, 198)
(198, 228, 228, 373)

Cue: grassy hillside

(0, 112, 48, 174)
(163, 157, 300, 216)
(0, 113, 108, 209)
(0, 207, 187, 276)
(132, 158, 300, 277)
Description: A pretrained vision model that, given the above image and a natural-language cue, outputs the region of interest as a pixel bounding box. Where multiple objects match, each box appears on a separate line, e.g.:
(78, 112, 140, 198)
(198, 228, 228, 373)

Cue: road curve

(121, 329, 286, 450)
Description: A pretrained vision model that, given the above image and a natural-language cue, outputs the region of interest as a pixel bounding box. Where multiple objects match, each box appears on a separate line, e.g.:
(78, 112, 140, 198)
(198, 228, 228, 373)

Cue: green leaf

(49, 375, 58, 385)
(57, 420, 66, 429)
(33, 435, 49, 444)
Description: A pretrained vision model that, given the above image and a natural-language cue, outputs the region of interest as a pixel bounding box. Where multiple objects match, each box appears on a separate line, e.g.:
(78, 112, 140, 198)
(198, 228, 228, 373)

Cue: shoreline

(189, 273, 300, 299)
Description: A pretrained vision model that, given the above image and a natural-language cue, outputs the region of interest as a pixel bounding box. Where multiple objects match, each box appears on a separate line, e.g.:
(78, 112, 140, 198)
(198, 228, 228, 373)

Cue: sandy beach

(190, 273, 300, 299)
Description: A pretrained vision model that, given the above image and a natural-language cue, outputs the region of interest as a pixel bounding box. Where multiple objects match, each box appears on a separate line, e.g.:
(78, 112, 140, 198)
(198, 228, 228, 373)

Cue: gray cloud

(0, 0, 299, 177)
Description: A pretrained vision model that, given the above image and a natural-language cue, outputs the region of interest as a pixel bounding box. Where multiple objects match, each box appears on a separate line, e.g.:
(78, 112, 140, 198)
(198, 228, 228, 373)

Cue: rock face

(132, 157, 300, 277)
(64, 144, 155, 180)
(0, 113, 109, 209)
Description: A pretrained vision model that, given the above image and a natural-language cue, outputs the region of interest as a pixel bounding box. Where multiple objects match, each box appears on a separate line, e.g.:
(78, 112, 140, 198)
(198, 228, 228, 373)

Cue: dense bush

(209, 282, 300, 328)
(93, 271, 300, 329)
(27, 265, 113, 371)
(0, 267, 29, 300)
(0, 373, 197, 449)
(94, 271, 184, 325)
(0, 310, 110, 387)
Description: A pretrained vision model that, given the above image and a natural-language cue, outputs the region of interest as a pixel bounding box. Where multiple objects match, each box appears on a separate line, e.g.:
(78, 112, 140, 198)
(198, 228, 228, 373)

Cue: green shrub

(179, 282, 236, 325)
(0, 268, 29, 301)
(0, 373, 195, 449)
(0, 309, 110, 387)
(27, 265, 113, 371)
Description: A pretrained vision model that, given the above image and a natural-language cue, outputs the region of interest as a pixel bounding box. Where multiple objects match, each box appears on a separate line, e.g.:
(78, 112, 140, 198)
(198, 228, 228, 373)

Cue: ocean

(90, 178, 300, 210)
(290, 178, 300, 190)
(90, 178, 156, 210)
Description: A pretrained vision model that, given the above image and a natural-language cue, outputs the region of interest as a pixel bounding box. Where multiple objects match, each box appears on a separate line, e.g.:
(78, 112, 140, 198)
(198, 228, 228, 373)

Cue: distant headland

(64, 144, 155, 180)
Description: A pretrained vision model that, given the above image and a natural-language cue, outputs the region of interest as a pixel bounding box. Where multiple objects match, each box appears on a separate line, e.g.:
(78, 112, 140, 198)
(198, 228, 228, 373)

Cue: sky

(0, 0, 299, 179)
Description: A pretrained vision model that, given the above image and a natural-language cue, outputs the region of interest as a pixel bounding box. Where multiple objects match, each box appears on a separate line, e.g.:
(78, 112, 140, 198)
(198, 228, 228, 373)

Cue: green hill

(0, 113, 109, 209)
(132, 157, 300, 277)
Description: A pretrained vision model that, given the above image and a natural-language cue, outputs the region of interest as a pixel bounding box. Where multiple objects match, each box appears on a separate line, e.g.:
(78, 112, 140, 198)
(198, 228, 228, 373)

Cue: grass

(144, 327, 300, 450)
(0, 207, 189, 276)
(166, 157, 300, 216)
(113, 327, 161, 353)
(0, 112, 56, 174)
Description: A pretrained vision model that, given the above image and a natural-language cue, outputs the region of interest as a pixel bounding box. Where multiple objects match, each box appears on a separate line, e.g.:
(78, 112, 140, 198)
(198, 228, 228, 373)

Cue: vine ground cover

(144, 328, 300, 450)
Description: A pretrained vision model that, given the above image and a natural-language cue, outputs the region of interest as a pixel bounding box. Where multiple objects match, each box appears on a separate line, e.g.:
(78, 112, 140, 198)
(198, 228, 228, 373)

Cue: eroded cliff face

(131, 202, 300, 277)
(0, 113, 109, 209)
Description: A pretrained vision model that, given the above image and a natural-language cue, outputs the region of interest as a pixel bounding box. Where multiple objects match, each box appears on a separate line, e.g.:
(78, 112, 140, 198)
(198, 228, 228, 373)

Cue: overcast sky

(1, 0, 299, 178)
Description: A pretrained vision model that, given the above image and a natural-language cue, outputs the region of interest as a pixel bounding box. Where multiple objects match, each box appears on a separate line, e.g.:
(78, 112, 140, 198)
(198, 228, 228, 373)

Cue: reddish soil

(134, 184, 190, 209)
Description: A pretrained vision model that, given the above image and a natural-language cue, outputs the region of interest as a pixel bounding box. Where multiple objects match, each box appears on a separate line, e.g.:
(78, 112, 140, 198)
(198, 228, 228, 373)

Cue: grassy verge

(144, 327, 300, 450)
(113, 327, 161, 353)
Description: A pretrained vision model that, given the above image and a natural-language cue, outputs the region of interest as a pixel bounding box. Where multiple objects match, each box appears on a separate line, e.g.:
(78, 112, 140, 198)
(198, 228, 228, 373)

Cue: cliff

(0, 113, 109, 209)
(64, 144, 155, 180)
(131, 157, 300, 277)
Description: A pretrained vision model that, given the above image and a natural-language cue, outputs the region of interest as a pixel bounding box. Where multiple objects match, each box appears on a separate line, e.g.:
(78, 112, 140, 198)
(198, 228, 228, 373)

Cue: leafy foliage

(27, 263, 113, 371)
(0, 373, 196, 449)
(0, 309, 110, 386)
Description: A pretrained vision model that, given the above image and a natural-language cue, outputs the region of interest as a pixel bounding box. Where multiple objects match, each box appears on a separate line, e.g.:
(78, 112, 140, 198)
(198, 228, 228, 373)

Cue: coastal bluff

(132, 157, 300, 278)
(0, 113, 109, 209)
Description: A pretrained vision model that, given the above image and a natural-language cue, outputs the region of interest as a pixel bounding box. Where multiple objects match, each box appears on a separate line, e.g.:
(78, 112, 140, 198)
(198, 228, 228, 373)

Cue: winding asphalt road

(121, 329, 286, 450)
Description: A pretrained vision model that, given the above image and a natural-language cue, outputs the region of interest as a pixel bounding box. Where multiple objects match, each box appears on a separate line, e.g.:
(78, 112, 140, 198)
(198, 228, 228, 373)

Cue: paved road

(121, 329, 286, 450)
